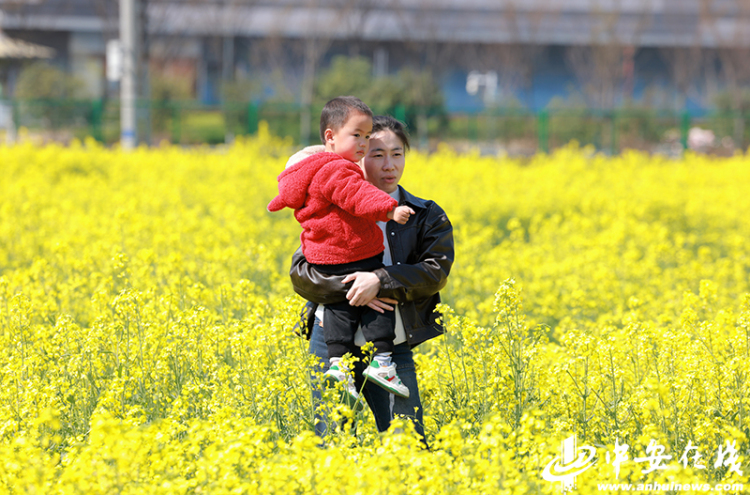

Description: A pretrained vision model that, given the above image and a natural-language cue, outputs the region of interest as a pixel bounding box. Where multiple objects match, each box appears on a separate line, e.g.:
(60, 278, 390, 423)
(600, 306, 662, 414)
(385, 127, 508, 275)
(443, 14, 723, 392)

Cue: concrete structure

(1, 1, 749, 110)
(0, 9, 55, 141)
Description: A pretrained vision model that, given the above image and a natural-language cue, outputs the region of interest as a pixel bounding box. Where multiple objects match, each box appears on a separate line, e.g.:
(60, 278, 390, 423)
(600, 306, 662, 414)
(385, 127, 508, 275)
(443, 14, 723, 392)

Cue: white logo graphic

(543, 435, 597, 492)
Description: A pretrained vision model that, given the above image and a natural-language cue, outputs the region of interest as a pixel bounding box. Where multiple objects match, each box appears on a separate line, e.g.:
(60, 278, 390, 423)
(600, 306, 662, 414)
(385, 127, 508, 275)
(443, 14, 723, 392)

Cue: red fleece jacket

(267, 152, 398, 265)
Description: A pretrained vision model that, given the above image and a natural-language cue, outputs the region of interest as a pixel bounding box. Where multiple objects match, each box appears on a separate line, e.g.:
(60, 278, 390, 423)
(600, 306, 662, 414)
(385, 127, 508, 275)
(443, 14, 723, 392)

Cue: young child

(268, 96, 413, 402)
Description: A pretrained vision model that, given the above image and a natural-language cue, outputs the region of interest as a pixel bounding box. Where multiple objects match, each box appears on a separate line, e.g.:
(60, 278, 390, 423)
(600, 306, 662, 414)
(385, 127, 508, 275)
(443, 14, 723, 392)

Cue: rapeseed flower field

(0, 125, 748, 493)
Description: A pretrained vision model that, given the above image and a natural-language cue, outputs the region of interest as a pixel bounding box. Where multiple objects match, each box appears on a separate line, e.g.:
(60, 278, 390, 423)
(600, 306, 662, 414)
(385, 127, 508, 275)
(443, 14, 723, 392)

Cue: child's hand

(389, 205, 415, 225)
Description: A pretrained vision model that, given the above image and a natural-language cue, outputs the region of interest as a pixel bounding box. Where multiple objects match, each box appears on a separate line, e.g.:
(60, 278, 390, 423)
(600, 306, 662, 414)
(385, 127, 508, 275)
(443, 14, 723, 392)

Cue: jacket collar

(397, 185, 430, 210)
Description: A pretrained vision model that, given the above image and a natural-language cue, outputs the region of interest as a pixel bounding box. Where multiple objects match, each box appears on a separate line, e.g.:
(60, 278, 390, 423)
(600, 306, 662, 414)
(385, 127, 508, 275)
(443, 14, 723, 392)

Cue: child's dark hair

(319, 96, 373, 143)
(371, 115, 410, 151)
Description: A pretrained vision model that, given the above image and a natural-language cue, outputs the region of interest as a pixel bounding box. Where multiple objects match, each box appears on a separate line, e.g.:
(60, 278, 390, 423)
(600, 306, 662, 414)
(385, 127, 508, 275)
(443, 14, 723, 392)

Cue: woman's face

(360, 129, 405, 194)
(326, 111, 371, 163)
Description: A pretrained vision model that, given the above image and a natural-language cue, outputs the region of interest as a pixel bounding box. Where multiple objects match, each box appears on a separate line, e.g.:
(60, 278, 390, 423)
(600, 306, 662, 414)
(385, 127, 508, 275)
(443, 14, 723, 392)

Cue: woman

(290, 115, 454, 445)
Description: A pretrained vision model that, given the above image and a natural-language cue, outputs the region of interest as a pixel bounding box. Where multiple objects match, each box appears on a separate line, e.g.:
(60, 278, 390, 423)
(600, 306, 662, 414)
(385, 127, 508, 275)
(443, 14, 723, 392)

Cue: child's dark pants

(311, 253, 395, 359)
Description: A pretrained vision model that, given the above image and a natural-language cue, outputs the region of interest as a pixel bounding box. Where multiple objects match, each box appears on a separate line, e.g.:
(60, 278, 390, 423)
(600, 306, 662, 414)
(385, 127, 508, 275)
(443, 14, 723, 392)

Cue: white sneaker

(323, 364, 362, 409)
(363, 361, 410, 398)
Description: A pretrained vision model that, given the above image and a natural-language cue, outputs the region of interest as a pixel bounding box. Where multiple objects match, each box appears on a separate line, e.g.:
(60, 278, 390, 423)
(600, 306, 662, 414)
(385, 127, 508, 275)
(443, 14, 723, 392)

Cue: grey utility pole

(120, 0, 137, 149)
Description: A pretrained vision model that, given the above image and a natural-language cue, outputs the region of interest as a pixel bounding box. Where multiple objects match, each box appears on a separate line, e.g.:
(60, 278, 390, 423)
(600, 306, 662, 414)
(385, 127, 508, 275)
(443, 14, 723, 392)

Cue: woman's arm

(289, 247, 349, 304)
(291, 202, 453, 305)
(374, 202, 454, 302)
(290, 203, 453, 305)
(289, 249, 396, 310)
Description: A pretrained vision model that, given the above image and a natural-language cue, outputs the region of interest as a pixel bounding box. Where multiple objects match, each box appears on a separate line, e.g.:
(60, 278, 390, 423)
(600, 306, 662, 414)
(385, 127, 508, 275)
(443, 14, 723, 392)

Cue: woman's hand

(342, 271, 382, 306)
(366, 297, 399, 313)
(342, 271, 398, 312)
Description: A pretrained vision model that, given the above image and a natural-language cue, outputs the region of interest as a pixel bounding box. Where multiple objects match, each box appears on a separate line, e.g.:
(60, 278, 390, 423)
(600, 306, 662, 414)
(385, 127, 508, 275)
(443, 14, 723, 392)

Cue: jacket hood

(268, 152, 342, 212)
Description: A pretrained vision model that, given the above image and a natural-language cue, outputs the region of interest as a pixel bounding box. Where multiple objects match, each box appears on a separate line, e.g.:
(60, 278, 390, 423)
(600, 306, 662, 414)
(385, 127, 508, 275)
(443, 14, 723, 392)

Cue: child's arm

(321, 163, 398, 221)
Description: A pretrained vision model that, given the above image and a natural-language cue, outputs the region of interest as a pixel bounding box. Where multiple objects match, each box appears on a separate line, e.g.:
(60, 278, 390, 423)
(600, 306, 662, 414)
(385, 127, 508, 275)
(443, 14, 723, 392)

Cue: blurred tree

(702, 0, 750, 147)
(396, 66, 445, 140)
(313, 55, 445, 130)
(314, 56, 372, 101)
(459, 1, 553, 109)
(220, 78, 262, 103)
(13, 62, 91, 135)
(564, 4, 652, 110)
(149, 73, 192, 135)
(566, 43, 627, 110)
(151, 73, 193, 102)
(660, 46, 705, 111)
(15, 62, 88, 99)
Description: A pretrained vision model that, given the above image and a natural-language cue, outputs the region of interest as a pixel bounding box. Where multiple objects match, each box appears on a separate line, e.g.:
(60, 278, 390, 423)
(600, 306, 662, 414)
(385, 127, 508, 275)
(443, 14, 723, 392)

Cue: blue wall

(440, 46, 712, 114)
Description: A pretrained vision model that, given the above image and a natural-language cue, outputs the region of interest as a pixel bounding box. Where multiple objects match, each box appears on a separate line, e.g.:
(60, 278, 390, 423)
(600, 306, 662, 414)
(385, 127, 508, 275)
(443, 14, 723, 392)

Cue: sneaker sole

(363, 370, 410, 398)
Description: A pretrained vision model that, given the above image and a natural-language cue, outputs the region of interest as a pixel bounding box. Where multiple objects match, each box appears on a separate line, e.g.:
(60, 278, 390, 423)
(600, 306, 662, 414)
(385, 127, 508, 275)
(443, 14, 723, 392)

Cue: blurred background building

(2, 0, 750, 152)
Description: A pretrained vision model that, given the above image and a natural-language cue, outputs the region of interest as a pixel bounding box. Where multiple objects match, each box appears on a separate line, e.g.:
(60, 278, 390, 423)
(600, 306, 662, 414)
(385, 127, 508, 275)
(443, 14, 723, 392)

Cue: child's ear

(324, 128, 334, 144)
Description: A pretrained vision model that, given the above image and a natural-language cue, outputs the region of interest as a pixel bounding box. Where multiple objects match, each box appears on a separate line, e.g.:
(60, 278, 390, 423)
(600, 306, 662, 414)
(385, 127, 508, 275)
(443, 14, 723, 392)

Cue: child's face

(325, 111, 372, 163)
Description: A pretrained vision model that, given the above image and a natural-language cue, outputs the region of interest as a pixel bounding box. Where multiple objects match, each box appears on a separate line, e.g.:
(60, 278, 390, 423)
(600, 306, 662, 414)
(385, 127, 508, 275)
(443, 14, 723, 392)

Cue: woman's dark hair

(371, 115, 410, 151)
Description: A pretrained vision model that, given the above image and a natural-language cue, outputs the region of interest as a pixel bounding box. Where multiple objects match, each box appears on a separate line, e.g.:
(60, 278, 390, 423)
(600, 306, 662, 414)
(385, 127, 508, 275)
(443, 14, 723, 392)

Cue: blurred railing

(0, 98, 747, 155)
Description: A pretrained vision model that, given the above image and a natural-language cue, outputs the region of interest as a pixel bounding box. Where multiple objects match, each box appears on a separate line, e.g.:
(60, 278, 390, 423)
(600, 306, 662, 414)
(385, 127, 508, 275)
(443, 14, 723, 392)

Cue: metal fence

(0, 98, 746, 155)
